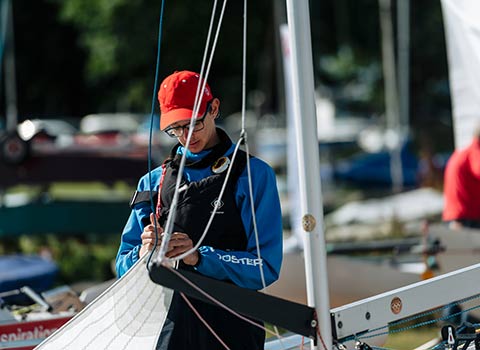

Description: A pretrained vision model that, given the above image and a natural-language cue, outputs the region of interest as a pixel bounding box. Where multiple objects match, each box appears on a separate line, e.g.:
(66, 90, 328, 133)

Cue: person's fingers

(165, 237, 194, 257)
(141, 228, 162, 246)
(141, 230, 154, 240)
(140, 236, 155, 244)
(169, 232, 189, 240)
(148, 213, 164, 234)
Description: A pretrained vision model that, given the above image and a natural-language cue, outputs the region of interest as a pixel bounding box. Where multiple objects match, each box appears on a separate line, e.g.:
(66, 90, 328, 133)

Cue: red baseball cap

(158, 70, 213, 130)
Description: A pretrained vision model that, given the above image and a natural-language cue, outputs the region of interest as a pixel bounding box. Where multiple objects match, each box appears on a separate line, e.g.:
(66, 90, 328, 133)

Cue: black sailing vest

(156, 130, 265, 350)
(158, 131, 248, 260)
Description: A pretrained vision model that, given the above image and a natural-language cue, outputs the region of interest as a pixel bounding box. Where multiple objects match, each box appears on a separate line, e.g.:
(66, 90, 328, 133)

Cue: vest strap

(129, 190, 158, 208)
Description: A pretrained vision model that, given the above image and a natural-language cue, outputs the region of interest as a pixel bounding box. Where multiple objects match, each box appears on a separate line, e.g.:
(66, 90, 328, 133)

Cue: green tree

(48, 0, 277, 116)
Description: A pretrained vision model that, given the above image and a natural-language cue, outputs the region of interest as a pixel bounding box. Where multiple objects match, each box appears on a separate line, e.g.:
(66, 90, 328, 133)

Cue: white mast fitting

(285, 0, 332, 349)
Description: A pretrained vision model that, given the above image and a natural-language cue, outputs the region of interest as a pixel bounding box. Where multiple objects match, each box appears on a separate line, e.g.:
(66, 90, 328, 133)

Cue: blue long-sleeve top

(115, 143, 283, 290)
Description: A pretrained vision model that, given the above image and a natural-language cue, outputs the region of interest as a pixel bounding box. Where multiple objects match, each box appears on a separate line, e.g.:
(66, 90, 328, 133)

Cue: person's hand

(139, 213, 164, 258)
(140, 213, 199, 265)
(164, 232, 199, 266)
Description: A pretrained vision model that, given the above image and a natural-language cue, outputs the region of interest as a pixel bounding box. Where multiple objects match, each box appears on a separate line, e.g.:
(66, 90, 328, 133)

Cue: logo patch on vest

(212, 156, 230, 174)
(211, 198, 224, 214)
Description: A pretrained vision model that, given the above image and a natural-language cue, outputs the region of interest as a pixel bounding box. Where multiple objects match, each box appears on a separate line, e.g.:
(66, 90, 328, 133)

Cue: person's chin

(188, 140, 202, 152)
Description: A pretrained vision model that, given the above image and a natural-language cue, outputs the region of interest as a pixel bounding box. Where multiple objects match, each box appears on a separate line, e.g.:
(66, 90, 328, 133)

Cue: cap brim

(160, 108, 204, 130)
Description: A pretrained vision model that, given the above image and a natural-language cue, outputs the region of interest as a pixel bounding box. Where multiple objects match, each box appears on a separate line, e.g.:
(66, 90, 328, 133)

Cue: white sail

(35, 257, 172, 350)
(441, 0, 480, 149)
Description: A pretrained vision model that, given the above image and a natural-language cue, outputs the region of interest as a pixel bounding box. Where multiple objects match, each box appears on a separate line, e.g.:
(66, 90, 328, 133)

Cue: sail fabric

(35, 257, 172, 350)
(441, 0, 480, 149)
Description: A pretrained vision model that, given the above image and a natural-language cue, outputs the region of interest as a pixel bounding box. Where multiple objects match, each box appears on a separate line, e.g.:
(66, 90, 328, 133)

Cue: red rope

(180, 292, 231, 350)
(313, 311, 329, 350)
(155, 164, 167, 219)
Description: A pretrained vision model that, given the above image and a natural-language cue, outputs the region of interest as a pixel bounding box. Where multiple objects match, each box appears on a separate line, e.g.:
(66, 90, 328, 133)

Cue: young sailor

(116, 70, 283, 350)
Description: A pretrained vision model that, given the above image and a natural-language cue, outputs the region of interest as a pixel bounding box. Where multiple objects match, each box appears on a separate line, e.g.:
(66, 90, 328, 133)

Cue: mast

(397, 0, 410, 140)
(3, 0, 18, 131)
(285, 1, 332, 349)
(379, 0, 403, 192)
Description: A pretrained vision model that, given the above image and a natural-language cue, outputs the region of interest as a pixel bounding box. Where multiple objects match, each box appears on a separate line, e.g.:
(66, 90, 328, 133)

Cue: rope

(180, 292, 231, 350)
(356, 294, 480, 341)
(314, 311, 329, 350)
(146, 0, 166, 270)
(146, 1, 289, 348)
(244, 141, 267, 289)
(241, 0, 268, 290)
(338, 295, 480, 350)
(166, 264, 279, 338)
(157, 0, 227, 262)
(169, 137, 244, 262)
(0, 0, 9, 84)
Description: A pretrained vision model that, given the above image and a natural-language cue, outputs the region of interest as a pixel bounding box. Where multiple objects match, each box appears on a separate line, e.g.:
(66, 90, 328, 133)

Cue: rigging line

(389, 293, 480, 328)
(147, 1, 288, 347)
(180, 292, 231, 350)
(359, 302, 480, 341)
(159, 1, 289, 346)
(146, 0, 166, 270)
(238, 7, 283, 346)
(167, 0, 264, 268)
(157, 0, 227, 262)
(189, 0, 219, 123)
(314, 312, 329, 350)
(165, 0, 250, 263)
(164, 264, 282, 338)
(241, 0, 247, 133)
(169, 137, 244, 262)
(238, 0, 267, 292)
(0, 0, 9, 84)
(244, 141, 267, 290)
(343, 293, 480, 343)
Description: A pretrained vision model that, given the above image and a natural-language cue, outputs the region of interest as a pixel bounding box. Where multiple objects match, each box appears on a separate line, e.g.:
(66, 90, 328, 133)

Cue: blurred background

(1, 0, 452, 140)
(0, 1, 465, 346)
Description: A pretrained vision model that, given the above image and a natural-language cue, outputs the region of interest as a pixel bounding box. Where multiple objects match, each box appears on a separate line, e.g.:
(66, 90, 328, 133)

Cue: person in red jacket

(442, 130, 480, 230)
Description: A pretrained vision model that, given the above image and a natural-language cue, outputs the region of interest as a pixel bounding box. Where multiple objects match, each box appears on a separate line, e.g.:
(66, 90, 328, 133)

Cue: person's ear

(210, 98, 220, 117)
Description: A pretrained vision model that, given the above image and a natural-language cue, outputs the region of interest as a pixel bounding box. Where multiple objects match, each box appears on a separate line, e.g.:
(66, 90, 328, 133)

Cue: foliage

(43, 0, 277, 116)
(319, 46, 383, 114)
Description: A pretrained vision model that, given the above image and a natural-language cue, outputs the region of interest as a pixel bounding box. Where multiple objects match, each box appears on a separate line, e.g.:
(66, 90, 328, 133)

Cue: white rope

(241, 0, 247, 133)
(153, 0, 288, 348)
(239, 0, 268, 292)
(244, 141, 267, 289)
(36, 2, 287, 349)
(157, 0, 223, 261)
(157, 0, 229, 262)
(170, 139, 244, 262)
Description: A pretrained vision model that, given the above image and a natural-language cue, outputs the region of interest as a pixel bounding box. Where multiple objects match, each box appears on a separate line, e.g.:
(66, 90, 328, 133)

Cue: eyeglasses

(164, 102, 212, 138)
